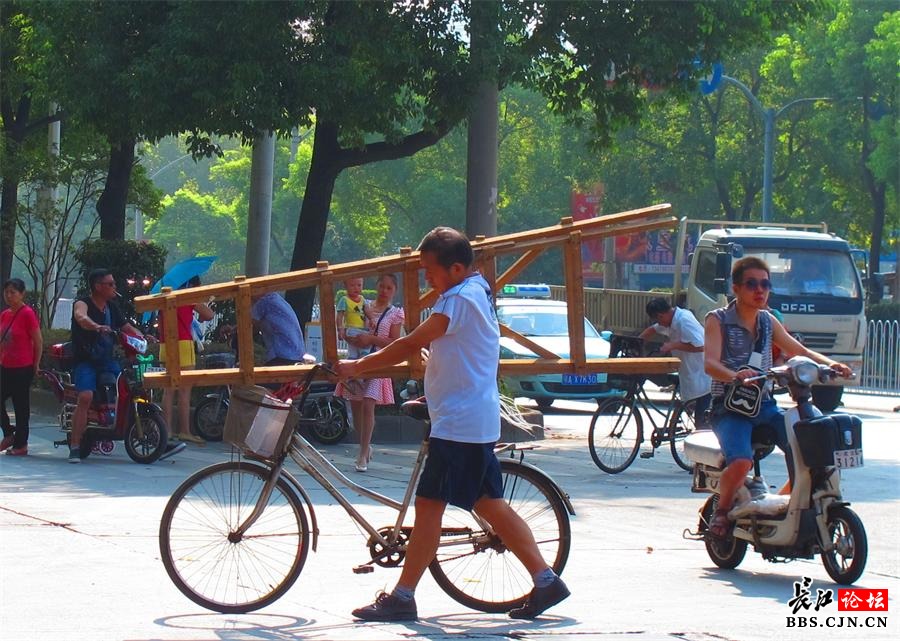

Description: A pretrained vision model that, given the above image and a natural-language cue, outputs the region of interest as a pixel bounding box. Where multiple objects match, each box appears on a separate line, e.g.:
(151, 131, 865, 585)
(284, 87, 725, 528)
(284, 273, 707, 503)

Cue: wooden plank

(401, 250, 420, 331)
(317, 262, 338, 365)
(476, 245, 497, 292)
(141, 356, 680, 388)
(235, 280, 255, 384)
(401, 251, 426, 378)
(499, 324, 559, 359)
(496, 249, 542, 290)
(564, 232, 586, 372)
(161, 288, 180, 386)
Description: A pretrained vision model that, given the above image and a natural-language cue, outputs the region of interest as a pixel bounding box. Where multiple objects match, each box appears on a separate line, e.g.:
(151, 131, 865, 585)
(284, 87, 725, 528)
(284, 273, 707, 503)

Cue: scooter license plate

(834, 448, 864, 469)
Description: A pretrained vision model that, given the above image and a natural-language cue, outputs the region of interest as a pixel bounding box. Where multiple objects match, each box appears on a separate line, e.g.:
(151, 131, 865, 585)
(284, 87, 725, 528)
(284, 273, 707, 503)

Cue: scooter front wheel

(821, 505, 867, 585)
(701, 496, 747, 569)
(124, 411, 167, 464)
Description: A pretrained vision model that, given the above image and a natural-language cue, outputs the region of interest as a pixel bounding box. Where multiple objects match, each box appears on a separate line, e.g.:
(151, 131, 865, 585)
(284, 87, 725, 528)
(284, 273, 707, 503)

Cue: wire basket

(224, 385, 298, 459)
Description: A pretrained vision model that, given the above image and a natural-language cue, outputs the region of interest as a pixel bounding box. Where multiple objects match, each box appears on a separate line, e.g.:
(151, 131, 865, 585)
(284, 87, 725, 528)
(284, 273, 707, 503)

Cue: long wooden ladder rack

(135, 203, 680, 388)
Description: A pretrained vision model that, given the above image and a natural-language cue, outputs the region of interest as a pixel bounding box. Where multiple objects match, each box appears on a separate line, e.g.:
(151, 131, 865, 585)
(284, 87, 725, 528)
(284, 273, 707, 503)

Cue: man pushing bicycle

(335, 227, 569, 621)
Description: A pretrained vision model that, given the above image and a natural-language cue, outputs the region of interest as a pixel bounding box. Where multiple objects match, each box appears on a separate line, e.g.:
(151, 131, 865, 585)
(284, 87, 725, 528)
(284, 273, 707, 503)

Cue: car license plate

(834, 448, 864, 469)
(562, 373, 598, 385)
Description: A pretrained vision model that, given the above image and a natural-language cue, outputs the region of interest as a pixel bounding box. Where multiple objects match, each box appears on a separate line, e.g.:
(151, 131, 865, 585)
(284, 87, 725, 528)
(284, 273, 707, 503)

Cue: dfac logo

(785, 577, 888, 629)
(781, 302, 816, 313)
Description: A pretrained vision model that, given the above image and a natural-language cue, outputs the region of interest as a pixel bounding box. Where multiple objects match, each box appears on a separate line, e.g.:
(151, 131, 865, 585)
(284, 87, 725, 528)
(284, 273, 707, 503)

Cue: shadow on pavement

(151, 610, 576, 640)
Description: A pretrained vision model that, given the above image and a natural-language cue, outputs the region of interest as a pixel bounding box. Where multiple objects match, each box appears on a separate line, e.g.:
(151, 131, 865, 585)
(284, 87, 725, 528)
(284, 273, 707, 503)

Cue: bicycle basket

(224, 385, 298, 459)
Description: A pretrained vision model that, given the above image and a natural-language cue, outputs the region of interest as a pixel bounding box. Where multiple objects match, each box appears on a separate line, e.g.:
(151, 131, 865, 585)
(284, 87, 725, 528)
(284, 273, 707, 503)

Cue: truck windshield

(758, 249, 861, 299)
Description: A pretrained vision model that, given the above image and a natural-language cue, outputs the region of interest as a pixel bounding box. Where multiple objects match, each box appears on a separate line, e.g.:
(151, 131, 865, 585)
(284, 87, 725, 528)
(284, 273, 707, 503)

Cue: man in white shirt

(335, 227, 569, 621)
(639, 298, 711, 420)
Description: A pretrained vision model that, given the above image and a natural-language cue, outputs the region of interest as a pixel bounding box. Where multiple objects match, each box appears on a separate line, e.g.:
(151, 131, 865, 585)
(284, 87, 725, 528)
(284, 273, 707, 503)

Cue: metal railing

(859, 320, 900, 396)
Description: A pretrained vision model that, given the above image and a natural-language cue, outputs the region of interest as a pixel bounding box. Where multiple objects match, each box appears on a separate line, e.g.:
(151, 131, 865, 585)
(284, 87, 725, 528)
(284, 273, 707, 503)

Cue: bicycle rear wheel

(159, 461, 310, 613)
(428, 459, 571, 613)
(588, 398, 642, 473)
(669, 400, 699, 472)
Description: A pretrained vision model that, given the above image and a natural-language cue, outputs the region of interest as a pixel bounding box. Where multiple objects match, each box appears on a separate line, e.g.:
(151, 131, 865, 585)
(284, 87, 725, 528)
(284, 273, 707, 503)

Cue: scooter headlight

(787, 357, 819, 385)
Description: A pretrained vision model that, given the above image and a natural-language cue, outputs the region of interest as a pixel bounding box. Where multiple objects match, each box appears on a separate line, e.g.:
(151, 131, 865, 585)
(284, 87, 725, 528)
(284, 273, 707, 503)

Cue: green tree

(765, 0, 898, 279)
(0, 1, 61, 288)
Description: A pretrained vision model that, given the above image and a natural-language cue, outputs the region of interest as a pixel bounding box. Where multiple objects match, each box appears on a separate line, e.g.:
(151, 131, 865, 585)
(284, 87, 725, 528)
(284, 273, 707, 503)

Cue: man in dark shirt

(68, 268, 145, 463)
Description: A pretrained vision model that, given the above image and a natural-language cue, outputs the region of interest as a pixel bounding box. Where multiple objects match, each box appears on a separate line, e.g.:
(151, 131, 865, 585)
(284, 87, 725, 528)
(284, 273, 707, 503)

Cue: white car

(496, 287, 618, 408)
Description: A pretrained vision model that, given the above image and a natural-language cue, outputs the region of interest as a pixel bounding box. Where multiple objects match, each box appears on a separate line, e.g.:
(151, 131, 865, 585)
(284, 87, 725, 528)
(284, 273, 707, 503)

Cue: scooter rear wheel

(304, 397, 349, 445)
(821, 505, 867, 585)
(192, 395, 228, 442)
(701, 496, 747, 569)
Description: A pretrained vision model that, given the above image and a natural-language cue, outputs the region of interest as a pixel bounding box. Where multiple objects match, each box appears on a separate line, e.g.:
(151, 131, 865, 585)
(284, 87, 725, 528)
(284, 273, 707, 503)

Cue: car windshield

(497, 305, 601, 338)
(758, 249, 861, 299)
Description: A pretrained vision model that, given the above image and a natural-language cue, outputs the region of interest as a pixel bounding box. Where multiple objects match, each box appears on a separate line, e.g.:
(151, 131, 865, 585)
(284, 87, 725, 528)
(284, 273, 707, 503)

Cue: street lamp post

(718, 75, 835, 223)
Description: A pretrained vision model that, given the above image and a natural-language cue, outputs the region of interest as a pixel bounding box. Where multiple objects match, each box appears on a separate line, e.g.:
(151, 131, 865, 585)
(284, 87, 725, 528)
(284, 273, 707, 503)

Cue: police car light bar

(500, 284, 552, 298)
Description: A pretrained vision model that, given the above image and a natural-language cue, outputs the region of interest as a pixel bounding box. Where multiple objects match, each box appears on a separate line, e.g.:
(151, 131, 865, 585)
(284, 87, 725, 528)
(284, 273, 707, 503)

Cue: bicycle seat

(401, 397, 429, 422)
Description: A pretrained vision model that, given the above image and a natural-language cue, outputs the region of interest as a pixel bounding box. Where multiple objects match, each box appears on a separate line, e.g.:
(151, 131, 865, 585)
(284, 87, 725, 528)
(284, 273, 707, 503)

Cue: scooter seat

(684, 430, 725, 469)
(401, 398, 429, 422)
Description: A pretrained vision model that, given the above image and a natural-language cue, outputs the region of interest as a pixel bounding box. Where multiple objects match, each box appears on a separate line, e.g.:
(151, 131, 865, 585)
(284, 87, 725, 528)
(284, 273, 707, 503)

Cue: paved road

(1, 392, 897, 641)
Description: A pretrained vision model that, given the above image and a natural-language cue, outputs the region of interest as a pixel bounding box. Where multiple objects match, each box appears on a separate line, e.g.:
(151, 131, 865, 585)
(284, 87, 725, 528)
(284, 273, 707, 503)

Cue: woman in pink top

(0, 279, 43, 456)
(338, 273, 405, 471)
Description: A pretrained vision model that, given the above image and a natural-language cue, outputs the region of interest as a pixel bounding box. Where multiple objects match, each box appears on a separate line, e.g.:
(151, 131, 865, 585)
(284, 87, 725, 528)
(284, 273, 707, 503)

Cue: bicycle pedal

(640, 451, 655, 459)
(353, 565, 374, 574)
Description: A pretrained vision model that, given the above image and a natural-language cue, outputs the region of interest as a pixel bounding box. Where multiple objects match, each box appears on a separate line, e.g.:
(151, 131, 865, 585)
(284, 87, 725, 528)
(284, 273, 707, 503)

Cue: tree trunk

(96, 139, 136, 240)
(245, 130, 275, 277)
(0, 175, 19, 289)
(285, 121, 342, 326)
(464, 0, 500, 238)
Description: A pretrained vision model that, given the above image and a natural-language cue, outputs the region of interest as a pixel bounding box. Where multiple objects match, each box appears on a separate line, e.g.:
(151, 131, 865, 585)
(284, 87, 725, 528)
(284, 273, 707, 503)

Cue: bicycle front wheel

(428, 459, 571, 613)
(588, 398, 642, 473)
(669, 401, 699, 472)
(159, 461, 310, 613)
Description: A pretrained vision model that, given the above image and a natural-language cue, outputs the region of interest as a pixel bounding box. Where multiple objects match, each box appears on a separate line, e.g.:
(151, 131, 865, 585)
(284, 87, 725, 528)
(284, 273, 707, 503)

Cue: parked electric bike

(41, 332, 181, 463)
(193, 379, 349, 445)
(683, 356, 866, 584)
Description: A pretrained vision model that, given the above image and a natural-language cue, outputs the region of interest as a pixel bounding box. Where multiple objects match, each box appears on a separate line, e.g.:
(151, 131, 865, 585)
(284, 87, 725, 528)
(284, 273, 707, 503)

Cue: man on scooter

(703, 256, 852, 538)
(68, 268, 147, 463)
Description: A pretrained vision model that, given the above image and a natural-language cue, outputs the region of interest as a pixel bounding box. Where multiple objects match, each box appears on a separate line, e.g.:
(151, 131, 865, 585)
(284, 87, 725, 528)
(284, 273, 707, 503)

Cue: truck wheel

(812, 386, 843, 413)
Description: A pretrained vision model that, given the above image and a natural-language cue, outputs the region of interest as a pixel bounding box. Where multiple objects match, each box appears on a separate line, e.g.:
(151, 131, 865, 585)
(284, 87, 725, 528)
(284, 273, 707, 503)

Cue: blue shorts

(710, 398, 794, 479)
(416, 437, 503, 510)
(73, 360, 121, 393)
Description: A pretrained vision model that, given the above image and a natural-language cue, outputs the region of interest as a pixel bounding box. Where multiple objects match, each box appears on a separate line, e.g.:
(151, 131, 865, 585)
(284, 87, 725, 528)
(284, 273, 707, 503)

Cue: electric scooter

(41, 332, 184, 463)
(683, 356, 866, 584)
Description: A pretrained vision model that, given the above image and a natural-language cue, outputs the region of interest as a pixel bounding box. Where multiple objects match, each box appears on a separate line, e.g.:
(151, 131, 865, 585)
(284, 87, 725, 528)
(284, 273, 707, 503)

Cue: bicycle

(587, 335, 702, 474)
(159, 363, 574, 614)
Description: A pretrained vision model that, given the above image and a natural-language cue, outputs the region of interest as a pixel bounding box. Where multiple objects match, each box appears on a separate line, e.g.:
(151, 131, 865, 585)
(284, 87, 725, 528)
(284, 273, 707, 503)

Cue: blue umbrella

(150, 255, 218, 294)
(142, 256, 217, 323)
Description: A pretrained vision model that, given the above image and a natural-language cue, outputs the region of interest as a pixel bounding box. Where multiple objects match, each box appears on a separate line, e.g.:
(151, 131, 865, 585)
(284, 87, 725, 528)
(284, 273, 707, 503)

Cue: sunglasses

(740, 278, 772, 291)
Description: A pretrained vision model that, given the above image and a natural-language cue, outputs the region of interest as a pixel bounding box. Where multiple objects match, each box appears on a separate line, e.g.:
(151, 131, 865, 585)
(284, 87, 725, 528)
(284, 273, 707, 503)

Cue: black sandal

(709, 508, 732, 538)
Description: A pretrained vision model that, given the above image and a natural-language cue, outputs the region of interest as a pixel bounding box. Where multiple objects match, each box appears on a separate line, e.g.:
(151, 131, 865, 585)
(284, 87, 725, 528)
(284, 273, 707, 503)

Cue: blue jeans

(711, 398, 795, 480)
(73, 360, 121, 393)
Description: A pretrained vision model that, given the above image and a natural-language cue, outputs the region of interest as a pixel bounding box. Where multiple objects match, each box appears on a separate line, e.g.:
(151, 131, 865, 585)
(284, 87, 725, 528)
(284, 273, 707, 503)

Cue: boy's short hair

(418, 227, 473, 269)
(732, 256, 770, 285)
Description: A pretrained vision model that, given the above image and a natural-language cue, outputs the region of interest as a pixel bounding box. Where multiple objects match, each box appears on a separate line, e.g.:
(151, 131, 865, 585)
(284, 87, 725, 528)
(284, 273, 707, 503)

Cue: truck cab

(686, 228, 866, 411)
